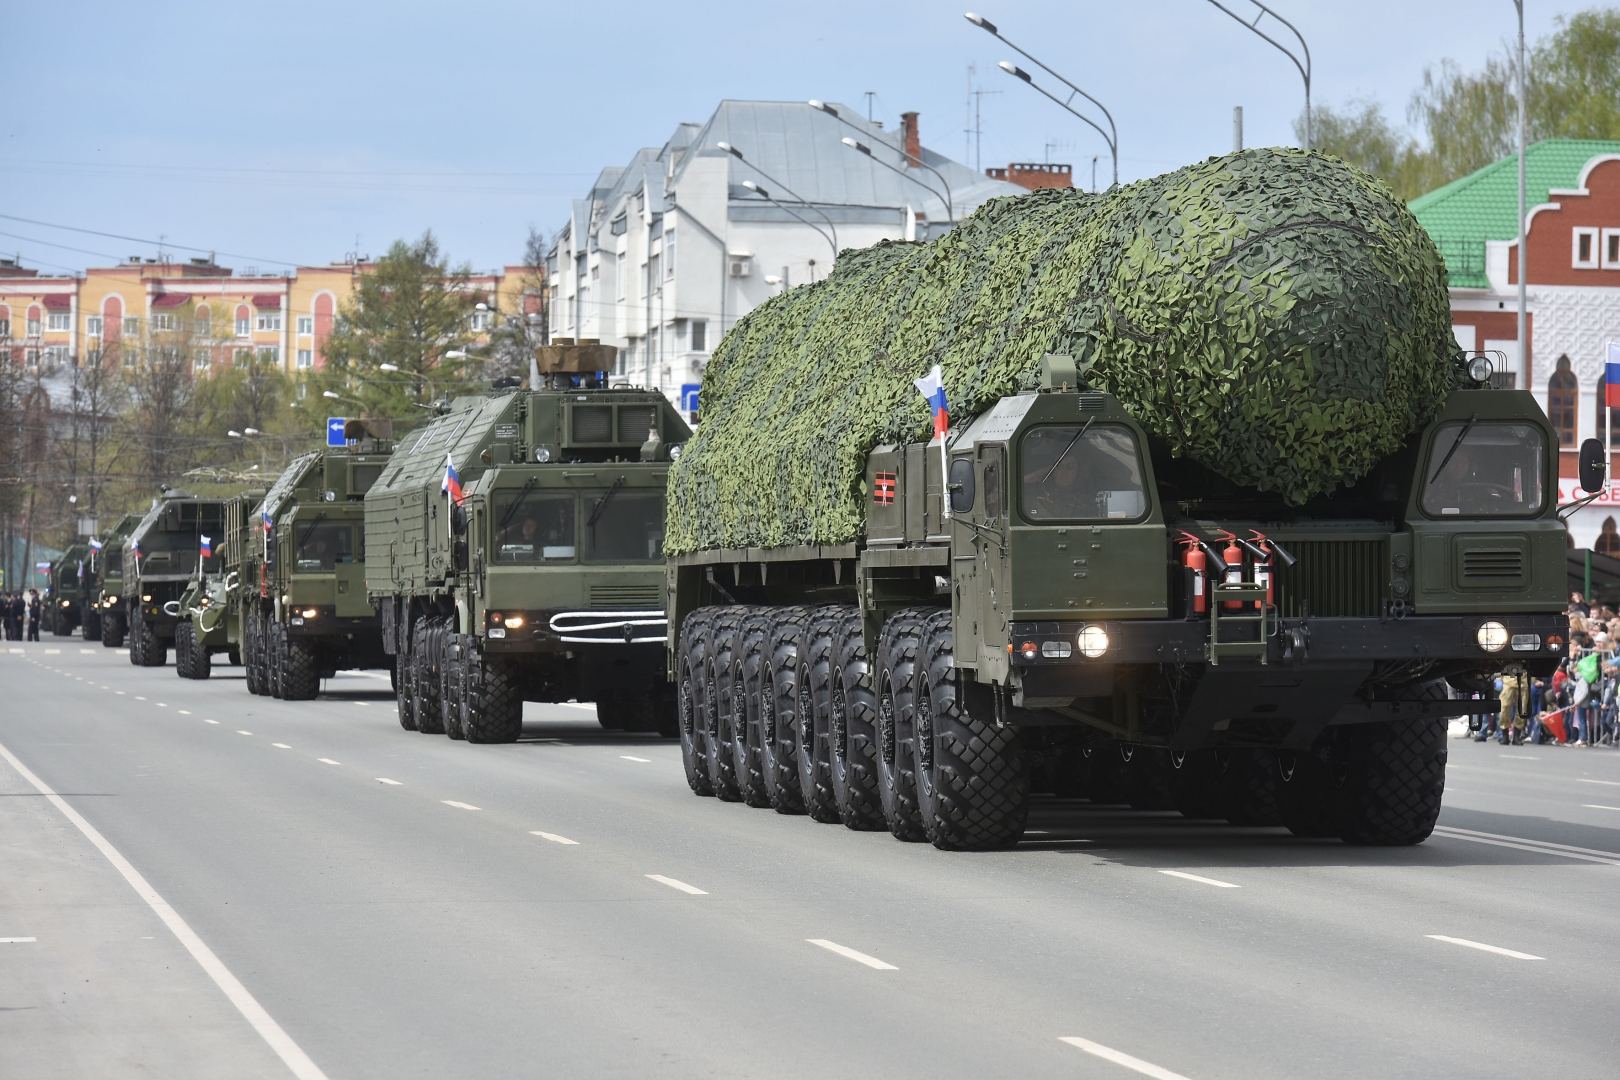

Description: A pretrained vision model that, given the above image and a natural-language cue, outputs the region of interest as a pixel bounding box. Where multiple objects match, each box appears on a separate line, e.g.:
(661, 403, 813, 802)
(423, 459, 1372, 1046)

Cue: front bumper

(287, 605, 379, 636)
(479, 608, 668, 652)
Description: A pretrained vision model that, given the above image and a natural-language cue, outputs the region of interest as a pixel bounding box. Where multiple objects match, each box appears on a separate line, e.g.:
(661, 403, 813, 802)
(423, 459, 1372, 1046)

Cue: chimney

(901, 111, 921, 167)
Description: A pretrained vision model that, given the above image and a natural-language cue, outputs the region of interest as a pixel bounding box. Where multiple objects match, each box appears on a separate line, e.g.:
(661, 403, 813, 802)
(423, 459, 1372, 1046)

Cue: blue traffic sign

(327, 417, 348, 447)
(680, 384, 700, 419)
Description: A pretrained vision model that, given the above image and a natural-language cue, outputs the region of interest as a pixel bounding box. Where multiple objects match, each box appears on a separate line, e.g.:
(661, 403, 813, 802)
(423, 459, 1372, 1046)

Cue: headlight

(1040, 639, 1073, 658)
(1467, 355, 1493, 383)
(141, 594, 152, 602)
(1510, 633, 1541, 652)
(1078, 624, 1109, 658)
(534, 446, 552, 463)
(300, 608, 319, 619)
(1477, 620, 1508, 652)
(668, 444, 683, 461)
(488, 627, 507, 639)
(61, 600, 70, 607)
(503, 614, 525, 629)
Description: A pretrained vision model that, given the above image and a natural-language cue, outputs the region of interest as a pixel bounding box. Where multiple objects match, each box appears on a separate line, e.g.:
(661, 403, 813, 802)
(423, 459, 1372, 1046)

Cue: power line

(0, 213, 300, 268)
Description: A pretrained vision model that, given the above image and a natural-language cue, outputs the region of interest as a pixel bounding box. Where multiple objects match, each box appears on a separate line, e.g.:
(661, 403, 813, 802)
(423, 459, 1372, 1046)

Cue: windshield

(584, 493, 664, 563)
(105, 551, 122, 575)
(296, 523, 355, 571)
(493, 493, 576, 563)
(1422, 422, 1545, 517)
(1019, 424, 1149, 522)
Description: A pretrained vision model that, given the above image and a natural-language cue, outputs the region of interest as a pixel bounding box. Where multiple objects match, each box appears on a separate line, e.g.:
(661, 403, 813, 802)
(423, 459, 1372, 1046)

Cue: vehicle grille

(1461, 547, 1525, 584)
(589, 584, 661, 608)
(572, 406, 613, 443)
(1273, 538, 1388, 618)
(618, 406, 656, 445)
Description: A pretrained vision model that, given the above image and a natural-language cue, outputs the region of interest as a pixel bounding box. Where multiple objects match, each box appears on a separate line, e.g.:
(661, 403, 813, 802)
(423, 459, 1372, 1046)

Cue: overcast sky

(0, 1, 1582, 274)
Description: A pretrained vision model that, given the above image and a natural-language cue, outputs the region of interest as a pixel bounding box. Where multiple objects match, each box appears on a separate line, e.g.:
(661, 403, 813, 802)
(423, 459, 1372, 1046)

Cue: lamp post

(715, 142, 841, 257)
(1204, 1, 1312, 151)
(810, 100, 957, 222)
(1514, 0, 1526, 392)
(740, 180, 838, 262)
(965, 12, 1119, 187)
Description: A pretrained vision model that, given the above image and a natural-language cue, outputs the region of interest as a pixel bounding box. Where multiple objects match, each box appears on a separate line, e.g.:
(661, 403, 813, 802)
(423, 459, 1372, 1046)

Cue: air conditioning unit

(728, 254, 752, 278)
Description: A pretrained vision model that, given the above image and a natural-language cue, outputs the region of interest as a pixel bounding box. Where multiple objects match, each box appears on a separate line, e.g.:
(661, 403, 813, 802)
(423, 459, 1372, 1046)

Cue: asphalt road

(3, 640, 1619, 1080)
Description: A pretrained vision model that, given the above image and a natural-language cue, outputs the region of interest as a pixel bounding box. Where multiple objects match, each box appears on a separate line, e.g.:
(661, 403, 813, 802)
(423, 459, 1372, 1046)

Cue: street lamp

(739, 179, 838, 260)
(1204, 1, 1312, 150)
(716, 141, 841, 255)
(839, 137, 955, 232)
(378, 363, 399, 372)
(810, 100, 957, 222)
(965, 13, 1119, 187)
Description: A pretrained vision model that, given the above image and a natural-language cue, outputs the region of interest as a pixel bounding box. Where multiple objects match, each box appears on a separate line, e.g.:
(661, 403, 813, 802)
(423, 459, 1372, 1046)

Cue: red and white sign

(1558, 478, 1620, 507)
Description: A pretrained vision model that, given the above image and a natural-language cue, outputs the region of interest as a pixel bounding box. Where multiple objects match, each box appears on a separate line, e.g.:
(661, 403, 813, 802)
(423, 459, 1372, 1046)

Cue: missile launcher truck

(172, 489, 264, 680)
(665, 149, 1585, 851)
(45, 543, 90, 636)
(123, 490, 226, 667)
(89, 513, 142, 646)
(241, 427, 394, 700)
(365, 346, 691, 743)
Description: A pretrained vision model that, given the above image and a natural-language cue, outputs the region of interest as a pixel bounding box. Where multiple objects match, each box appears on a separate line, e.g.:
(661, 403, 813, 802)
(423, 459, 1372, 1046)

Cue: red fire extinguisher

(1179, 532, 1207, 616)
(1249, 531, 1274, 609)
(1220, 531, 1245, 610)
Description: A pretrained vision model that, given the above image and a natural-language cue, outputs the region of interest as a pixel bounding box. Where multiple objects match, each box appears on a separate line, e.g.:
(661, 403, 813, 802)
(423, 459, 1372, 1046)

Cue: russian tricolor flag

(200, 535, 212, 558)
(442, 454, 465, 505)
(261, 509, 273, 534)
(1607, 341, 1620, 408)
(89, 538, 102, 552)
(913, 364, 948, 439)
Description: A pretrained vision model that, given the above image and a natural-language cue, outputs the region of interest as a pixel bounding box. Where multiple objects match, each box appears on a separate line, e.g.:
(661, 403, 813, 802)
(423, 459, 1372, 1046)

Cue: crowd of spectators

(1474, 591, 1619, 747)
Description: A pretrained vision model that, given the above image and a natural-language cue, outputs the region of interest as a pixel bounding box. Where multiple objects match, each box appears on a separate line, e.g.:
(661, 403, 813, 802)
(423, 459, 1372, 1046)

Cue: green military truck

(240, 428, 393, 700)
(45, 543, 90, 636)
(365, 350, 690, 743)
(665, 149, 1581, 850)
(89, 513, 142, 646)
(124, 490, 226, 667)
(172, 489, 264, 679)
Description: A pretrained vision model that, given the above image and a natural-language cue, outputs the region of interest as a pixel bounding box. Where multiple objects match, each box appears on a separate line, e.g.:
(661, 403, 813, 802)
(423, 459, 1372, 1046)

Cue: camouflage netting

(667, 148, 1456, 556)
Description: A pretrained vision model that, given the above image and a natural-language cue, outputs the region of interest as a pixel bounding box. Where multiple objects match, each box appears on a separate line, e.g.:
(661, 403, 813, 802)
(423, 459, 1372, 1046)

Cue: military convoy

(364, 344, 689, 742)
(171, 490, 263, 680)
(45, 543, 90, 636)
(122, 491, 225, 667)
(88, 512, 142, 646)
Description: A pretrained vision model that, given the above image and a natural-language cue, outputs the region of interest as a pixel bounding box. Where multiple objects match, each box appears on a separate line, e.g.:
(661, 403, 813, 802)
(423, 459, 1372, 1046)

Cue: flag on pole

(1607, 342, 1620, 407)
(913, 364, 949, 439)
(88, 538, 103, 552)
(442, 454, 465, 506)
(199, 535, 212, 558)
(261, 508, 273, 534)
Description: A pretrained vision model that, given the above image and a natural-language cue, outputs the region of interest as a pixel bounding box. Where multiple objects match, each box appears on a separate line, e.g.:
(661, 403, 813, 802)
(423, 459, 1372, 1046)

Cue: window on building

(1549, 354, 1578, 447)
(236, 317, 251, 338)
(194, 349, 211, 372)
(297, 349, 313, 369)
(194, 315, 210, 340)
(665, 230, 675, 278)
(27, 317, 41, 336)
(46, 312, 71, 331)
(123, 317, 139, 338)
(85, 316, 102, 337)
(1603, 229, 1620, 271)
(470, 310, 492, 332)
(1573, 228, 1599, 269)
(86, 348, 101, 366)
(0, 319, 9, 338)
(25, 347, 40, 367)
(44, 345, 70, 366)
(255, 311, 282, 332)
(691, 320, 707, 352)
(296, 315, 314, 335)
(617, 252, 627, 300)
(258, 345, 281, 365)
(235, 348, 252, 366)
(152, 313, 174, 331)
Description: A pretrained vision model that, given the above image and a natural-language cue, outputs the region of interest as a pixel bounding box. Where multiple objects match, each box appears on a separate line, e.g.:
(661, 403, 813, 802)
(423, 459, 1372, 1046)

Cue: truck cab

(123, 491, 226, 667)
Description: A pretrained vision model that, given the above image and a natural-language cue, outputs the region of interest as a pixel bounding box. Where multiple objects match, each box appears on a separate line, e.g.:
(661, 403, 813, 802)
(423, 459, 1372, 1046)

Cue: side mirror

(1579, 437, 1607, 494)
(450, 504, 468, 535)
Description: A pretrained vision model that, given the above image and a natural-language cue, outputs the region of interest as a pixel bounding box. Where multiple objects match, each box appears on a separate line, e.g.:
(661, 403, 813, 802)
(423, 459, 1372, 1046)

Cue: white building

(547, 100, 1026, 418)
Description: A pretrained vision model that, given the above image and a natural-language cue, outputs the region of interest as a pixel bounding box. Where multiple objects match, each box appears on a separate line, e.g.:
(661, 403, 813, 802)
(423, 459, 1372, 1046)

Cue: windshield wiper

(1429, 413, 1479, 485)
(297, 510, 327, 551)
(1041, 416, 1095, 484)
(497, 476, 539, 531)
(588, 475, 627, 530)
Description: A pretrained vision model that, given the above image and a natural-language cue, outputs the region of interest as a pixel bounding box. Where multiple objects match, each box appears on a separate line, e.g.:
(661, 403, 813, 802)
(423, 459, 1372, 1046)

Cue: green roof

(1408, 139, 1620, 288)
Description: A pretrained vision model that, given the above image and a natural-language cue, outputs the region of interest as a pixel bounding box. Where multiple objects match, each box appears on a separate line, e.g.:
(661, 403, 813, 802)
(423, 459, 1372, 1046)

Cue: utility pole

(1514, 0, 1527, 392)
(1234, 106, 1244, 152)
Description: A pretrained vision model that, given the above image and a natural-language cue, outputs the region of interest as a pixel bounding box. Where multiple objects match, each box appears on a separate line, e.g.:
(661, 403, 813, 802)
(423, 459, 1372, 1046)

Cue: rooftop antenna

(864, 91, 877, 123)
(965, 64, 1001, 173)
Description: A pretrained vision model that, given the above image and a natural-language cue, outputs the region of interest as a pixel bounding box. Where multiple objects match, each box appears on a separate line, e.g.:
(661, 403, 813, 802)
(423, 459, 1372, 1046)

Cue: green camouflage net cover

(667, 148, 1455, 555)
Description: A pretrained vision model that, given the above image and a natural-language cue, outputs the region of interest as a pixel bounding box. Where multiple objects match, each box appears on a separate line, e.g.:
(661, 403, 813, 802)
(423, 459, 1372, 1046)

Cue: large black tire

(1332, 720, 1446, 845)
(875, 608, 930, 841)
(914, 610, 1029, 849)
(678, 610, 715, 796)
(1277, 745, 1339, 838)
(442, 634, 467, 740)
(52, 608, 70, 636)
(829, 610, 883, 830)
(796, 607, 843, 823)
(82, 609, 101, 641)
(1124, 746, 1176, 811)
(395, 620, 418, 730)
(226, 648, 240, 667)
(174, 622, 194, 678)
(704, 609, 746, 801)
(1170, 749, 1224, 819)
(282, 635, 319, 700)
(101, 612, 125, 649)
(413, 620, 444, 734)
(127, 615, 144, 665)
(732, 610, 773, 807)
(464, 648, 523, 743)
(133, 618, 166, 667)
(193, 633, 212, 679)
(246, 612, 267, 696)
(759, 608, 808, 814)
(1217, 747, 1281, 826)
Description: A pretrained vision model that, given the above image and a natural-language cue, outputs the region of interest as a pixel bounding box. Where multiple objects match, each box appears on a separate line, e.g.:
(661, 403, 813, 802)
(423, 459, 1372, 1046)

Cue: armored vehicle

(45, 543, 90, 636)
(365, 348, 691, 743)
(123, 490, 226, 666)
(89, 513, 142, 646)
(241, 428, 393, 700)
(172, 489, 264, 679)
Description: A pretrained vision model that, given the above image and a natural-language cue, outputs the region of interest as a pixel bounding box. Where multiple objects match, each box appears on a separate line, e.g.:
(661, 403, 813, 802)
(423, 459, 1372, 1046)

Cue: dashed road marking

(1580, 804, 1620, 812)
(204, 719, 219, 725)
(1059, 1036, 1191, 1080)
(157, 703, 168, 708)
(1498, 755, 1539, 760)
(1, 937, 38, 943)
(237, 731, 253, 736)
(620, 755, 651, 763)
(80, 649, 96, 654)
(134, 696, 145, 701)
(375, 778, 401, 785)
(806, 939, 894, 969)
(317, 758, 340, 765)
(178, 710, 191, 715)
(647, 874, 707, 894)
(44, 649, 59, 654)
(1577, 778, 1620, 786)
(1427, 935, 1544, 960)
(531, 831, 578, 845)
(1433, 825, 1620, 865)
(442, 800, 480, 810)
(1159, 870, 1240, 889)
(273, 744, 291, 749)
(115, 691, 125, 695)
(351, 702, 370, 707)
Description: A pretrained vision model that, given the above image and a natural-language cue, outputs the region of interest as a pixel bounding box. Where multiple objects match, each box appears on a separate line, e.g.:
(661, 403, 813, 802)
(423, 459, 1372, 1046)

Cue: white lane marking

(375, 778, 402, 785)
(115, 690, 125, 695)
(237, 731, 253, 736)
(531, 831, 578, 845)
(806, 938, 895, 969)
(44, 649, 59, 654)
(117, 650, 128, 655)
(442, 800, 480, 810)
(646, 874, 707, 895)
(317, 758, 340, 765)
(1159, 870, 1240, 889)
(178, 710, 191, 715)
(156, 703, 168, 708)
(558, 702, 596, 711)
(204, 719, 219, 725)
(273, 744, 291, 749)
(134, 696, 146, 701)
(1427, 935, 1544, 960)
(1581, 804, 1620, 811)
(1577, 778, 1620, 786)
(1, 937, 38, 943)
(80, 649, 96, 654)
(0, 737, 330, 1080)
(1498, 755, 1539, 760)
(620, 755, 652, 763)
(1059, 1036, 1192, 1080)
(6, 648, 19, 654)
(1433, 825, 1620, 866)
(351, 702, 370, 708)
